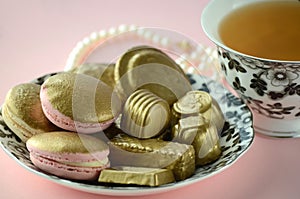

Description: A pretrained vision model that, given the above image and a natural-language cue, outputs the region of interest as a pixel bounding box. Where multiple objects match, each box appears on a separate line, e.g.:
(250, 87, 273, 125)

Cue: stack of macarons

(2, 66, 119, 181)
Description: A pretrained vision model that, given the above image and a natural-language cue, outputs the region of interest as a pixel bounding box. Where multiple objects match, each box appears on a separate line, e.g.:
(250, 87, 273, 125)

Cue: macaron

(1, 83, 58, 142)
(40, 72, 121, 133)
(26, 131, 110, 181)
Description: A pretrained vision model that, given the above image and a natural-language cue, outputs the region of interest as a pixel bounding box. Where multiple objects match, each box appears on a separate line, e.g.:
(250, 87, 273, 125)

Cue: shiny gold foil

(2, 83, 58, 142)
(108, 133, 195, 181)
(69, 63, 116, 88)
(172, 115, 222, 166)
(114, 46, 192, 105)
(98, 166, 175, 186)
(120, 89, 170, 139)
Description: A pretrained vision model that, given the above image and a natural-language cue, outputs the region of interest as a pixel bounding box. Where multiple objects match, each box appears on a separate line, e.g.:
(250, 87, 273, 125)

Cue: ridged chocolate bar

(107, 133, 195, 181)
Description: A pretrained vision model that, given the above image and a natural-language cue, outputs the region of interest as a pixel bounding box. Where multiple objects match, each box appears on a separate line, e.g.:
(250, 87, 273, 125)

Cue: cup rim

(201, 0, 300, 64)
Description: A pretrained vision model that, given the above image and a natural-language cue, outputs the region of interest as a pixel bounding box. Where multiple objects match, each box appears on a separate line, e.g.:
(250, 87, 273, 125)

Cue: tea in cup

(201, 0, 300, 137)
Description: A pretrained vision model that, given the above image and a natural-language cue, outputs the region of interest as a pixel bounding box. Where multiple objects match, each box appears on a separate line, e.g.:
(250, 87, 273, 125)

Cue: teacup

(201, 0, 300, 137)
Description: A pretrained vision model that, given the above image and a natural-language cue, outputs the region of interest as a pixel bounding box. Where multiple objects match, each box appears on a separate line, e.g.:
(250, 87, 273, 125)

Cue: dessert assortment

(2, 45, 226, 187)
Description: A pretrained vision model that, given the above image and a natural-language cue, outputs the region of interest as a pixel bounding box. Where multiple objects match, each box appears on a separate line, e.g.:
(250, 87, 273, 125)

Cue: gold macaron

(2, 83, 58, 142)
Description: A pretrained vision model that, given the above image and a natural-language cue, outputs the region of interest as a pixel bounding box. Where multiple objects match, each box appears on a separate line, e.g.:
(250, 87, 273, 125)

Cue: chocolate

(173, 90, 212, 115)
(120, 89, 170, 139)
(114, 45, 192, 105)
(98, 166, 175, 186)
(172, 115, 222, 166)
(108, 133, 195, 181)
(172, 90, 225, 133)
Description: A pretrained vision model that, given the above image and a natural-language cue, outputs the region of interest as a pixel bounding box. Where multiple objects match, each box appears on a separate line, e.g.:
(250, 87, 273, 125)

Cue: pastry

(40, 72, 121, 133)
(98, 166, 175, 186)
(1, 83, 58, 142)
(120, 89, 170, 139)
(26, 131, 110, 181)
(114, 45, 192, 105)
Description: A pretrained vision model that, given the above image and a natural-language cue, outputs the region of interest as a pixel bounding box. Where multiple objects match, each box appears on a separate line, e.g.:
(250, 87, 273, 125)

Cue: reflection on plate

(0, 72, 254, 196)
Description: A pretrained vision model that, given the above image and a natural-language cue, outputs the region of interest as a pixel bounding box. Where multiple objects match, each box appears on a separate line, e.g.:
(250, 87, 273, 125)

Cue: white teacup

(201, 0, 300, 137)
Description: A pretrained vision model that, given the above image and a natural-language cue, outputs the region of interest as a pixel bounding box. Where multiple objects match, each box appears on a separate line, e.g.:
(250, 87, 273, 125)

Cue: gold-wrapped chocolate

(172, 115, 222, 166)
(114, 45, 192, 105)
(172, 90, 225, 133)
(173, 90, 212, 114)
(98, 166, 175, 186)
(120, 89, 170, 139)
(69, 63, 115, 88)
(107, 133, 195, 181)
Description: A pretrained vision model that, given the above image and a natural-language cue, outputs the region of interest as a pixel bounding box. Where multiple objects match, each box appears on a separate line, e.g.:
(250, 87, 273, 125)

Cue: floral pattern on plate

(0, 72, 254, 196)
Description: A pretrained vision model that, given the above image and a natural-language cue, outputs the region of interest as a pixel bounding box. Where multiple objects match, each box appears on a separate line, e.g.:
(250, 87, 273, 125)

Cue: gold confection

(172, 115, 222, 166)
(114, 45, 192, 105)
(201, 98, 225, 133)
(43, 72, 121, 123)
(120, 89, 170, 139)
(26, 131, 109, 153)
(2, 83, 58, 142)
(172, 90, 225, 134)
(69, 63, 116, 88)
(173, 90, 212, 115)
(98, 166, 175, 186)
(108, 133, 195, 181)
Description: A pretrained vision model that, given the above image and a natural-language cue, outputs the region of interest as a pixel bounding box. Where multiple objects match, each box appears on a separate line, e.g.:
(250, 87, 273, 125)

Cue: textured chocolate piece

(172, 115, 222, 166)
(98, 166, 175, 186)
(173, 90, 212, 115)
(108, 133, 195, 181)
(120, 89, 170, 139)
(171, 90, 225, 134)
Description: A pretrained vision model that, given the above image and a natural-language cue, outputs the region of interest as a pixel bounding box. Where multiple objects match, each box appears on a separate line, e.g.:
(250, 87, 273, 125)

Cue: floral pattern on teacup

(218, 47, 300, 119)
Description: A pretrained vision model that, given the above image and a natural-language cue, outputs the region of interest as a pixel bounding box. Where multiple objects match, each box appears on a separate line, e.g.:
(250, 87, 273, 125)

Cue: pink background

(1, 0, 300, 199)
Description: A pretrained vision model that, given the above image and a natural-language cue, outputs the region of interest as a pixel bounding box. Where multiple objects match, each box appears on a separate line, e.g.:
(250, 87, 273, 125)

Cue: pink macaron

(40, 72, 121, 134)
(26, 131, 110, 181)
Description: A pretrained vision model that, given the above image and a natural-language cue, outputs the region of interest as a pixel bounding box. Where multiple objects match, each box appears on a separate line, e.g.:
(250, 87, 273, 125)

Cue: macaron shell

(30, 153, 110, 181)
(40, 72, 121, 133)
(26, 131, 110, 181)
(26, 131, 109, 156)
(2, 83, 58, 142)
